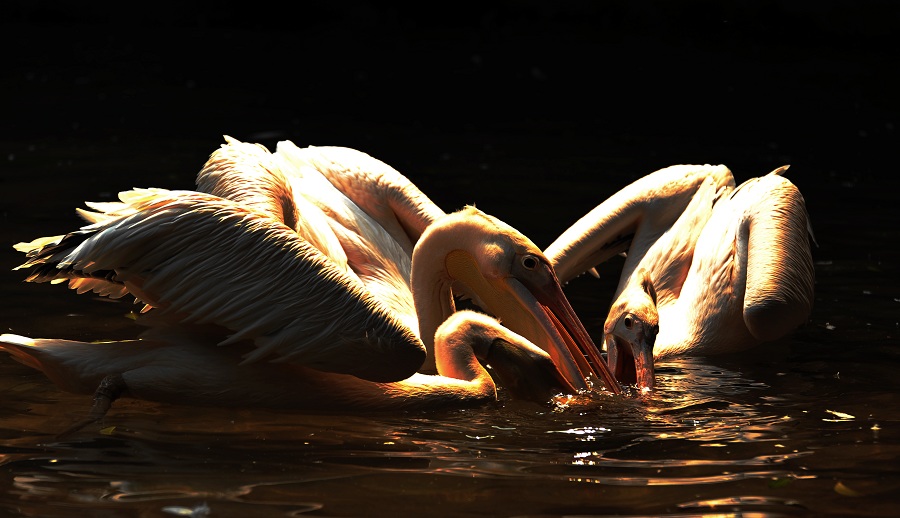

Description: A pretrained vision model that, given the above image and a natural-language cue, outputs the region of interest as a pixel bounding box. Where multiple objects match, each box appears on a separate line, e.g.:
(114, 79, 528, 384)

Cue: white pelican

(545, 164, 816, 389)
(1, 138, 617, 425)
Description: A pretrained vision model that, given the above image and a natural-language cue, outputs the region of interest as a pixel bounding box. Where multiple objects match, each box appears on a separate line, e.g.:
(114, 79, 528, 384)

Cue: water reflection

(2, 323, 897, 516)
(3, 3, 899, 514)
(0, 255, 895, 516)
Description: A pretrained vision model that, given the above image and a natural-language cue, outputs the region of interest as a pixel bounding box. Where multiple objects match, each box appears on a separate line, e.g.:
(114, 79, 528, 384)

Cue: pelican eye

(521, 255, 539, 270)
(623, 315, 633, 329)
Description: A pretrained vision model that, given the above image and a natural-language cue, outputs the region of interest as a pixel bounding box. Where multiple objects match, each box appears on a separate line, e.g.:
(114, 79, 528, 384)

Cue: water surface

(1, 4, 898, 517)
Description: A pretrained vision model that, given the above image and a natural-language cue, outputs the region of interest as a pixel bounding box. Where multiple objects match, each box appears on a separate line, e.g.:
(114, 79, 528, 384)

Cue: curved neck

(410, 210, 491, 373)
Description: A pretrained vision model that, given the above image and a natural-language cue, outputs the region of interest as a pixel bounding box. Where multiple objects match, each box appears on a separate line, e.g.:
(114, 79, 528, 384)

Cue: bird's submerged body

(2, 136, 816, 412)
(652, 169, 816, 358)
(546, 164, 815, 388)
(2, 137, 614, 423)
(0, 318, 500, 412)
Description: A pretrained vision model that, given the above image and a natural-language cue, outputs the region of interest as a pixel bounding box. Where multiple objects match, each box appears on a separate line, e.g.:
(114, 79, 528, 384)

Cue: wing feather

(737, 173, 815, 340)
(196, 136, 354, 278)
(274, 141, 445, 252)
(196, 137, 428, 337)
(13, 189, 425, 382)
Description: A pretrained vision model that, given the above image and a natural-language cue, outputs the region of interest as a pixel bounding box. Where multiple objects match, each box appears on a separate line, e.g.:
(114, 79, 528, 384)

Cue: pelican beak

(445, 248, 620, 395)
(514, 265, 621, 395)
(605, 319, 656, 390)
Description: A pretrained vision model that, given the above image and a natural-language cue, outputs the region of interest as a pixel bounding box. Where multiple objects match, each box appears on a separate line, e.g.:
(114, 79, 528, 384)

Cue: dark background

(1, 5, 898, 515)
(1, 0, 897, 270)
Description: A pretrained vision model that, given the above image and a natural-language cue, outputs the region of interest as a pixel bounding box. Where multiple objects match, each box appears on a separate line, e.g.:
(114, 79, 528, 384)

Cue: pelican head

(604, 267, 659, 390)
(414, 206, 619, 394)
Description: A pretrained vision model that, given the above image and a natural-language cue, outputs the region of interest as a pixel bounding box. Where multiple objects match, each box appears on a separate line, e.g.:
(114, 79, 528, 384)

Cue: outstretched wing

(545, 164, 735, 287)
(197, 136, 422, 333)
(634, 175, 727, 305)
(13, 189, 425, 382)
(196, 136, 354, 278)
(274, 140, 446, 255)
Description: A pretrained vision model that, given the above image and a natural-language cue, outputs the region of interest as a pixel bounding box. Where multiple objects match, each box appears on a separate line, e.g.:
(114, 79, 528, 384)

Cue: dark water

(2, 3, 899, 517)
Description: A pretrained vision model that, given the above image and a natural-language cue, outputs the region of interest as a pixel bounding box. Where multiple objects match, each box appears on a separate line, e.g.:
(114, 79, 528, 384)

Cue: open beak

(605, 326, 655, 390)
(510, 265, 621, 395)
(447, 248, 621, 395)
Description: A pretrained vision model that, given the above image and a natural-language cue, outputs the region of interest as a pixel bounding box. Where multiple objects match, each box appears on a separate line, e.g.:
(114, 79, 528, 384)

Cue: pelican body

(545, 165, 815, 389)
(1, 137, 617, 424)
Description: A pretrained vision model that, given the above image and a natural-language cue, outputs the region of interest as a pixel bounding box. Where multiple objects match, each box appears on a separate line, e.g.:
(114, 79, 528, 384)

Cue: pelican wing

(728, 171, 816, 341)
(269, 141, 415, 281)
(13, 188, 425, 382)
(197, 136, 353, 278)
(197, 137, 421, 328)
(545, 164, 735, 286)
(633, 175, 726, 305)
(274, 140, 446, 254)
(670, 168, 815, 351)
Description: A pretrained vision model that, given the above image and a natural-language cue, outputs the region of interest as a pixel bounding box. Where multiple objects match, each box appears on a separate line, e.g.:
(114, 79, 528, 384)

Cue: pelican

(545, 164, 815, 389)
(1, 137, 617, 425)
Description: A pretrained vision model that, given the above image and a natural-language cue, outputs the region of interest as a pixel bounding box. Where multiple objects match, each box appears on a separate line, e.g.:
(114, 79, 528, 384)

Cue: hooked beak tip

(607, 336, 654, 392)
